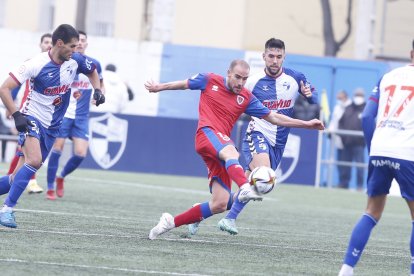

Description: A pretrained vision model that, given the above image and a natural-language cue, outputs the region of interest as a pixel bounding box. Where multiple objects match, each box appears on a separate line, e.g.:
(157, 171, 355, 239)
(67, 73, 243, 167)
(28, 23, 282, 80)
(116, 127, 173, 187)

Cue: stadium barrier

(80, 112, 319, 186)
(316, 129, 367, 189)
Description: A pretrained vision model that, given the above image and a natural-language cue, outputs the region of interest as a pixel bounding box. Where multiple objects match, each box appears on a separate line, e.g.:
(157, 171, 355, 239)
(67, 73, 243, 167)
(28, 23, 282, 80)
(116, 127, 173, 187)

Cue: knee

(24, 158, 42, 169)
(210, 201, 228, 214)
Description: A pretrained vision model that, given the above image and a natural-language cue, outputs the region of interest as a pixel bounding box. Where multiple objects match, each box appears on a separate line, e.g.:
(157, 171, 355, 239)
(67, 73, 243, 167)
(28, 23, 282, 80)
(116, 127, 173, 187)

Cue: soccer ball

(249, 166, 276, 194)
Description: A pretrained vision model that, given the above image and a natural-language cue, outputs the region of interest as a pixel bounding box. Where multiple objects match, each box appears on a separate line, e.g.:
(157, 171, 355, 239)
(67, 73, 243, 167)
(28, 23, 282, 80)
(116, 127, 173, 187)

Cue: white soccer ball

(249, 166, 276, 194)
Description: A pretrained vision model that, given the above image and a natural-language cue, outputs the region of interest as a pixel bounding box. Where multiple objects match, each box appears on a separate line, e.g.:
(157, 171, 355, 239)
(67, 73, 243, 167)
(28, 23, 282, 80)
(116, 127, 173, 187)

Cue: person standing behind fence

(337, 88, 366, 190)
(338, 40, 414, 276)
(328, 90, 351, 188)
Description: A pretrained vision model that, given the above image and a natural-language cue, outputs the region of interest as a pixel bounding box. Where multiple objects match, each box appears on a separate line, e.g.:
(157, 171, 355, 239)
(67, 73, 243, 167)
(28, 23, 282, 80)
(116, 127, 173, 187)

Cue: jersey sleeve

(72, 53, 97, 75)
(361, 78, 381, 152)
(187, 73, 209, 91)
(298, 73, 318, 104)
(9, 58, 38, 85)
(92, 58, 103, 80)
(245, 94, 271, 118)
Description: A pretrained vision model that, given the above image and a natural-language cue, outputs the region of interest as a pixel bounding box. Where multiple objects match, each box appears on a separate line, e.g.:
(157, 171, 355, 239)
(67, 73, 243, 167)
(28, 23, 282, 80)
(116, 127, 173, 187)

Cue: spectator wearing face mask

(328, 90, 352, 188)
(337, 88, 366, 190)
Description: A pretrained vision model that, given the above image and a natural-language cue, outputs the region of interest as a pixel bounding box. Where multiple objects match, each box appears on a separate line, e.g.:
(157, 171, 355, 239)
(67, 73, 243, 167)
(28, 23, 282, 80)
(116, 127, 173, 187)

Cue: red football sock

(226, 163, 248, 188)
(7, 154, 19, 175)
(174, 205, 203, 227)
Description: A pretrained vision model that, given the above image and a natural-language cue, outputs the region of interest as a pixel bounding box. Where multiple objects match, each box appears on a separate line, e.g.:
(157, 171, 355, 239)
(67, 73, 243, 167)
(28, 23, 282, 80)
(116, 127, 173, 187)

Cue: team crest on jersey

(282, 81, 291, 90)
(237, 95, 244, 105)
(89, 113, 128, 169)
(275, 134, 300, 183)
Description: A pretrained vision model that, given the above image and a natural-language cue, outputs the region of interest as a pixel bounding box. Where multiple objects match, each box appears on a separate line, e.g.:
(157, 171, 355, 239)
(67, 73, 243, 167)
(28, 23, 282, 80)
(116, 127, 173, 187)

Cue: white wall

(0, 28, 162, 116)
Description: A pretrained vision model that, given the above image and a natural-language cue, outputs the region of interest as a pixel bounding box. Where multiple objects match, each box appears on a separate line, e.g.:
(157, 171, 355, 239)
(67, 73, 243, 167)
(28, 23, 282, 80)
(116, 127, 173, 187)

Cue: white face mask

(353, 96, 365, 105)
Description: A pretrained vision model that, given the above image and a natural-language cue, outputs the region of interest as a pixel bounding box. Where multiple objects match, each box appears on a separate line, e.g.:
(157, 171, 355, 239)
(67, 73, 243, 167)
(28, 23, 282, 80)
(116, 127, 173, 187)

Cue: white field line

(0, 258, 211, 276)
(66, 175, 279, 202)
(1, 227, 406, 259)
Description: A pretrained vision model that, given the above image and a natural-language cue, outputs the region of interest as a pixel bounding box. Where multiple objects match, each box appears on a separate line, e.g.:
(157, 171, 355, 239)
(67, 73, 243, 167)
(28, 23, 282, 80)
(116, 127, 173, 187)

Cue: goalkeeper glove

(93, 89, 105, 106)
(12, 111, 34, 132)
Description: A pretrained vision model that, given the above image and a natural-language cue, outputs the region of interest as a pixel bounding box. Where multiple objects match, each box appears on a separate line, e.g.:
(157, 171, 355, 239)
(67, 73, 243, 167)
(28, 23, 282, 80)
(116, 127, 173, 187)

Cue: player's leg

(0, 153, 24, 196)
(406, 200, 414, 275)
(149, 179, 231, 240)
(340, 148, 352, 189)
(7, 149, 20, 174)
(339, 156, 392, 275)
(393, 159, 414, 274)
(56, 119, 89, 197)
(0, 134, 42, 228)
(219, 133, 275, 234)
(46, 138, 65, 200)
(62, 137, 88, 177)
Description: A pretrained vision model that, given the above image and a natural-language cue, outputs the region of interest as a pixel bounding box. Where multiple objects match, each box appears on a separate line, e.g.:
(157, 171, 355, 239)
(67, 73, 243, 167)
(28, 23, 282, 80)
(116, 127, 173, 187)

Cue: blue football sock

(0, 175, 12, 195)
(410, 221, 414, 273)
(226, 192, 235, 210)
(225, 190, 247, 220)
(4, 163, 37, 207)
(343, 213, 377, 267)
(47, 150, 61, 190)
(61, 155, 84, 178)
(200, 202, 213, 219)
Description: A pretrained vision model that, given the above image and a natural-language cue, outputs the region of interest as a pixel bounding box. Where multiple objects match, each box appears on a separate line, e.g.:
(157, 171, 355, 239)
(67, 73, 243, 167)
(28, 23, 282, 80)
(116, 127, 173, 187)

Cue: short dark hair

(78, 30, 87, 38)
(40, 33, 52, 43)
(265, 38, 285, 51)
(52, 24, 79, 45)
(105, 64, 117, 72)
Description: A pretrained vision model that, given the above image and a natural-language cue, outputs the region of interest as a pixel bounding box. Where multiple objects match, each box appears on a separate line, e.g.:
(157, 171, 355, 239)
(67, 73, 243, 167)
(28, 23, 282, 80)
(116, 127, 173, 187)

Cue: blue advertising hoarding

(81, 113, 318, 185)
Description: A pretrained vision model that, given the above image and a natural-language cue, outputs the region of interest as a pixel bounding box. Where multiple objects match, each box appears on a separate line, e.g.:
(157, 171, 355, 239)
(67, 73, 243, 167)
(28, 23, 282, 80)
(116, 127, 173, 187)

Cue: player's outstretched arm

(144, 79, 188, 93)
(263, 111, 325, 130)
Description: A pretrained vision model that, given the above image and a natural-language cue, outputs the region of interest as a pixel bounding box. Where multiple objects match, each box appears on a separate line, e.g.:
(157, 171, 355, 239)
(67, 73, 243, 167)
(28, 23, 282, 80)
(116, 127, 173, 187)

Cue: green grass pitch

(0, 167, 410, 275)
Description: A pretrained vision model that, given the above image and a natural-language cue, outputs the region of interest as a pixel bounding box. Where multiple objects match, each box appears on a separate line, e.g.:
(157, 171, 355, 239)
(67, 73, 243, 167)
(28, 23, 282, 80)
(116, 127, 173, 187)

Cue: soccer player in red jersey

(145, 59, 324, 239)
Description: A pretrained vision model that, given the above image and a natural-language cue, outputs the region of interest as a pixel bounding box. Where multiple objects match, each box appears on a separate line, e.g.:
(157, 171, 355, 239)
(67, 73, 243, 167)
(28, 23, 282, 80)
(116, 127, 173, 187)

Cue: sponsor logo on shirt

(212, 85, 219, 92)
(44, 84, 70, 95)
(72, 81, 90, 89)
(53, 96, 63, 106)
(263, 99, 292, 109)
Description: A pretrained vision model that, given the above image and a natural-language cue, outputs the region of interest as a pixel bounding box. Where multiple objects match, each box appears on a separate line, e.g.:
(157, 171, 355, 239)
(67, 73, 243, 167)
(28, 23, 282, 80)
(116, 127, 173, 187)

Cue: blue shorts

(18, 115, 58, 162)
(367, 156, 414, 200)
(58, 117, 89, 140)
(241, 131, 284, 171)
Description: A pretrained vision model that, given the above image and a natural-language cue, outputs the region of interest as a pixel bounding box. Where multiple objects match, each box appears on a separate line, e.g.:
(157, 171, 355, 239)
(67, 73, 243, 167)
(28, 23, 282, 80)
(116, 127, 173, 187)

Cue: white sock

(338, 264, 354, 276)
(1, 205, 13, 213)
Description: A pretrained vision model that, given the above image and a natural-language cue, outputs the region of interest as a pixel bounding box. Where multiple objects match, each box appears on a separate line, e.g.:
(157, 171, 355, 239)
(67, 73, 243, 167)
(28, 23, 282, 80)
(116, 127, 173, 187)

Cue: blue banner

(81, 113, 318, 185)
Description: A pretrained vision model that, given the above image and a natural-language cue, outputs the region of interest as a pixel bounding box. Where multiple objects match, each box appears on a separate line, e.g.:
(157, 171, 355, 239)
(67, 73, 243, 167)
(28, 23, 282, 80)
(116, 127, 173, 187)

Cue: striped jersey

(9, 51, 96, 130)
(245, 68, 318, 147)
(65, 56, 102, 119)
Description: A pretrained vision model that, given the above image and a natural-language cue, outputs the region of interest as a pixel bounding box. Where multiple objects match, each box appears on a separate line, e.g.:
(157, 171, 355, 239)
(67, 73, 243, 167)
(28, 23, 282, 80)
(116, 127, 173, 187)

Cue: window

(0, 0, 6, 27)
(86, 0, 115, 37)
(38, 0, 55, 32)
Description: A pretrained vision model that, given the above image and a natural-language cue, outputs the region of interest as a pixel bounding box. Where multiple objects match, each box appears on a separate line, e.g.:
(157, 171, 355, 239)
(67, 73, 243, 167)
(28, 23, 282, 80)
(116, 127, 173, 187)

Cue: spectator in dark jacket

(338, 88, 366, 190)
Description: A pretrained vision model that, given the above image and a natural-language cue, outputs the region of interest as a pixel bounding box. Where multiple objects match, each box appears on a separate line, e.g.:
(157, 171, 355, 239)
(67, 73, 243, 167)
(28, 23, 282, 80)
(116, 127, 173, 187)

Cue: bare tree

(321, 0, 353, 56)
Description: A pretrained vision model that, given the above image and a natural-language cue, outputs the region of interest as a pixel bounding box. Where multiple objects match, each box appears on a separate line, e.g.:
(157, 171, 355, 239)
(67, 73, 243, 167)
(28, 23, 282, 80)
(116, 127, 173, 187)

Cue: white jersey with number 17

(370, 65, 414, 161)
